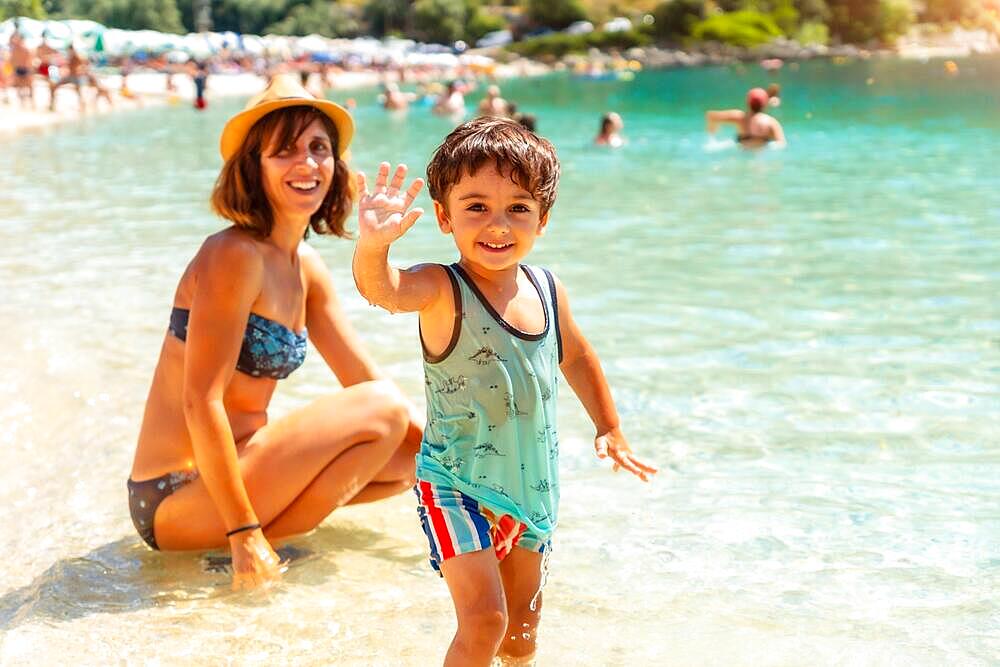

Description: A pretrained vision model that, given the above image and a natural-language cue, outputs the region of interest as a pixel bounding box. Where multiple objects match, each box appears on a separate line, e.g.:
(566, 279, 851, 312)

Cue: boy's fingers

(374, 162, 390, 192)
(356, 171, 368, 196)
(403, 178, 424, 209)
(400, 208, 423, 233)
(388, 164, 407, 196)
(595, 440, 608, 458)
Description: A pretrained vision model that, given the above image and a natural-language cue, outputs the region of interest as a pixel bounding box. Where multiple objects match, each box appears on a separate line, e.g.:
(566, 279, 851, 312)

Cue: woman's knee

(359, 380, 410, 435)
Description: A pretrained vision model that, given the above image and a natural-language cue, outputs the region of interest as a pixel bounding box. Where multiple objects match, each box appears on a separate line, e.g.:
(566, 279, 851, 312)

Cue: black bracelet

(225, 522, 261, 538)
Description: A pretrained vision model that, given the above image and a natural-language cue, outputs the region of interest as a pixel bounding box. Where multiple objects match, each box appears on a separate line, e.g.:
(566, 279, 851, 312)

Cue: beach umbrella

(166, 49, 190, 63)
(218, 30, 240, 51)
(182, 33, 214, 60)
(95, 28, 135, 56)
(295, 34, 330, 56)
(11, 17, 46, 47)
(63, 20, 105, 54)
(239, 35, 265, 56)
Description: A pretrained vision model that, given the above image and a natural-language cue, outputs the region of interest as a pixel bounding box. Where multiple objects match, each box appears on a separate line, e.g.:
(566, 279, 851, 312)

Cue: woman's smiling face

(260, 117, 335, 224)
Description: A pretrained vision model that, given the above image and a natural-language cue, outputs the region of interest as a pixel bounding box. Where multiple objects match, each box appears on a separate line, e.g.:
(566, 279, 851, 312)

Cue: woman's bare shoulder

(193, 228, 265, 272)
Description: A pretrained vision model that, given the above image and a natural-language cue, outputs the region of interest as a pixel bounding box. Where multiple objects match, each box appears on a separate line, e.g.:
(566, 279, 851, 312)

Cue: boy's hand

(357, 162, 424, 248)
(594, 427, 658, 482)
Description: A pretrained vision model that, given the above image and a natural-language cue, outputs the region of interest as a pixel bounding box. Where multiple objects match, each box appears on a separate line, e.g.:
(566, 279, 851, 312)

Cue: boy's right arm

(352, 162, 441, 314)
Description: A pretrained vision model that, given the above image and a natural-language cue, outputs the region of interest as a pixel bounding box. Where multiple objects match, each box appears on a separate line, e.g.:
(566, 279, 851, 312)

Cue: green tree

(652, 0, 705, 39)
(1, 0, 46, 19)
(465, 6, 506, 41)
(364, 0, 410, 35)
(794, 0, 829, 23)
(827, 0, 912, 43)
(691, 9, 783, 45)
(208, 0, 307, 35)
(826, 0, 879, 42)
(62, 0, 183, 32)
(750, 0, 799, 33)
(877, 0, 913, 41)
(266, 0, 360, 36)
(525, 0, 587, 30)
(411, 0, 466, 44)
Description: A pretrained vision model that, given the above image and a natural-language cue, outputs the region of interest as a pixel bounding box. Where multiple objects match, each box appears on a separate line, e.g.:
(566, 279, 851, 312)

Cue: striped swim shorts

(414, 479, 549, 573)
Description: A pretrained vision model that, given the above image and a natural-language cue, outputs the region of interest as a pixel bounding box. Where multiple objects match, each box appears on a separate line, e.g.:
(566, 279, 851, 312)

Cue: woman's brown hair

(211, 106, 355, 238)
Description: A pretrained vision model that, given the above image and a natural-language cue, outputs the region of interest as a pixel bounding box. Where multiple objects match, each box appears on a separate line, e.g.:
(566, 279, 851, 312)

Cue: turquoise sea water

(1, 56, 998, 665)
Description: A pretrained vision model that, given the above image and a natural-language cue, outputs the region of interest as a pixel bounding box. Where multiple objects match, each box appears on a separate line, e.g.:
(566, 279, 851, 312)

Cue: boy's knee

(457, 606, 508, 646)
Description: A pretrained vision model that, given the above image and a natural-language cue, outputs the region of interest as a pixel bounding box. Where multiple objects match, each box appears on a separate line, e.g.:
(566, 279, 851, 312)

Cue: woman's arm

(771, 118, 787, 147)
(302, 244, 388, 386)
(552, 274, 658, 481)
(705, 109, 744, 134)
(181, 234, 263, 531)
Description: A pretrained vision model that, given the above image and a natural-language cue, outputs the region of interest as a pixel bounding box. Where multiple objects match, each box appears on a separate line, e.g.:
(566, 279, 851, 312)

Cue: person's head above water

(746, 87, 769, 113)
(213, 74, 356, 239)
(600, 111, 623, 135)
(426, 116, 560, 216)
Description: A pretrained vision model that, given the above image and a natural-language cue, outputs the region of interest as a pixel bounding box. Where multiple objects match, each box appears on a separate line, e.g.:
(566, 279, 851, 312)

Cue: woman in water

(706, 87, 786, 148)
(594, 112, 625, 147)
(128, 74, 421, 590)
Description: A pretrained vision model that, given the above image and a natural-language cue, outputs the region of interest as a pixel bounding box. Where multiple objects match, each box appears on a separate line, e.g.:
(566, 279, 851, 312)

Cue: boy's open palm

(357, 162, 424, 247)
(595, 427, 659, 482)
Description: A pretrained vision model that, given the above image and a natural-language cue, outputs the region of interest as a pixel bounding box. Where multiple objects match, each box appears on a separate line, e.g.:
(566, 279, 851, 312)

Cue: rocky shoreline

(536, 27, 1000, 71)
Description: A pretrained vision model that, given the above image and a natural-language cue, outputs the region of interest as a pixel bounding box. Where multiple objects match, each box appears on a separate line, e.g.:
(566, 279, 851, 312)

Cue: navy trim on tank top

(421, 265, 463, 364)
(542, 268, 563, 364)
(451, 263, 549, 342)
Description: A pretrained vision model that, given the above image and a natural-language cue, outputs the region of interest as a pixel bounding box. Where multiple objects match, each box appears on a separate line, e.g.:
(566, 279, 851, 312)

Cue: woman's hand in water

(229, 528, 284, 591)
(594, 427, 659, 482)
(357, 162, 424, 248)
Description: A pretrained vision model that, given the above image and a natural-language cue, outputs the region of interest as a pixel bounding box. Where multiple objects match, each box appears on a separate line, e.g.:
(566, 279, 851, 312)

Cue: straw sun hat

(219, 73, 354, 160)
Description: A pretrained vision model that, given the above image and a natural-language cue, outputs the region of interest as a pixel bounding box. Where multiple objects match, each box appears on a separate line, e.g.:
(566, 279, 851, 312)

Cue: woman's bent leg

(153, 380, 409, 550)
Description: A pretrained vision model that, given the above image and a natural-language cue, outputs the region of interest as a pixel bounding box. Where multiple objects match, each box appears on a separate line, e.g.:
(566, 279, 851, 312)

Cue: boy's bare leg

(440, 549, 508, 667)
(496, 547, 545, 665)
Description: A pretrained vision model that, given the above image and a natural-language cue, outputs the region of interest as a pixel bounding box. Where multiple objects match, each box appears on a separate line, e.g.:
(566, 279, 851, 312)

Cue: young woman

(128, 74, 421, 590)
(706, 87, 787, 148)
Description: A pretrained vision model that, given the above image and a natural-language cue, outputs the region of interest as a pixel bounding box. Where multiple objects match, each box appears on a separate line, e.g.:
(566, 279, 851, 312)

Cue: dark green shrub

(652, 0, 705, 39)
(411, 0, 466, 44)
(525, 0, 587, 31)
(690, 10, 783, 46)
(466, 10, 506, 41)
(506, 29, 649, 58)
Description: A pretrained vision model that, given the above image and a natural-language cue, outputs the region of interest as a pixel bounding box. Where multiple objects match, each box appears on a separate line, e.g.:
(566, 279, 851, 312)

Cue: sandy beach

(0, 69, 391, 135)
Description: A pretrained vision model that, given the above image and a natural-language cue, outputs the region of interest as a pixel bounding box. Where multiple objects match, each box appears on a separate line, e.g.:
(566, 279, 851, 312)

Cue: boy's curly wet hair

(426, 116, 560, 215)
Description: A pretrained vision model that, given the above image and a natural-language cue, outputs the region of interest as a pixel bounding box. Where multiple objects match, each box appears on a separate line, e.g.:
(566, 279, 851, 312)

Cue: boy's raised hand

(357, 162, 424, 247)
(594, 427, 659, 482)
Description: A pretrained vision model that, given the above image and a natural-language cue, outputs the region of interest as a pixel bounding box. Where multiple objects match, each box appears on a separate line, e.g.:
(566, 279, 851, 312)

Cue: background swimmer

(706, 87, 786, 148)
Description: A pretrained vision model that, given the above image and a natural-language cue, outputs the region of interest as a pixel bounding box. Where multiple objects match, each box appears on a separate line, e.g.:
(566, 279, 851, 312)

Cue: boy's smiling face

(434, 163, 549, 273)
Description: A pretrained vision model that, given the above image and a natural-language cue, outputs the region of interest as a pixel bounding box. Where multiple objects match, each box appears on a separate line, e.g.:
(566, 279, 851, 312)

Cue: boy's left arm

(551, 274, 658, 482)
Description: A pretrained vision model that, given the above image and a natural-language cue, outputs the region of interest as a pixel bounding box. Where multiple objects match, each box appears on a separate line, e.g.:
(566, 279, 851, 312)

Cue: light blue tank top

(416, 263, 563, 541)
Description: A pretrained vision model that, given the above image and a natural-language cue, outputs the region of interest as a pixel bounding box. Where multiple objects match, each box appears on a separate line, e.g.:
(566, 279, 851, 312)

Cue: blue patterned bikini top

(168, 307, 307, 380)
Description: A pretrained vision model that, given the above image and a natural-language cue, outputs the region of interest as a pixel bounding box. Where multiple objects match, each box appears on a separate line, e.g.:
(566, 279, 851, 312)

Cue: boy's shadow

(0, 522, 425, 631)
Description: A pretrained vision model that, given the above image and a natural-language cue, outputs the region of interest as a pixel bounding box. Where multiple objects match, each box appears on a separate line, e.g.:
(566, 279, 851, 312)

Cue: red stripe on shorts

(418, 480, 456, 560)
